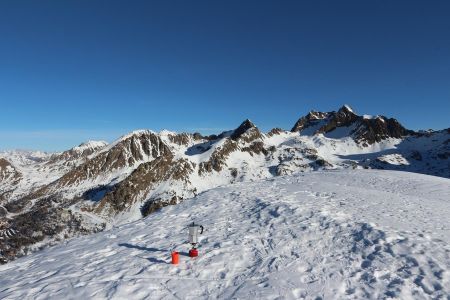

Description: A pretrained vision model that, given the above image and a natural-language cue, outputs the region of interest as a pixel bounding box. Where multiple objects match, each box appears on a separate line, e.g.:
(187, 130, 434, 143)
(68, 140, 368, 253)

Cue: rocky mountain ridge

(0, 105, 448, 263)
(291, 105, 413, 145)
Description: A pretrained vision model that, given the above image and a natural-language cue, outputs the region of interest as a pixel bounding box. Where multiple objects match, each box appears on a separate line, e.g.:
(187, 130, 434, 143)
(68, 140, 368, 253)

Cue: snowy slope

(1, 105, 448, 265)
(0, 141, 108, 200)
(1, 170, 449, 299)
(0, 150, 53, 166)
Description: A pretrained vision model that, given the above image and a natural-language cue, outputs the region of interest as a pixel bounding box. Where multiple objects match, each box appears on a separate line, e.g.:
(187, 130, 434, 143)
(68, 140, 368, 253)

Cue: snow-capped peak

(236, 119, 256, 131)
(342, 104, 354, 113)
(104, 129, 157, 151)
(120, 129, 156, 139)
(159, 129, 178, 136)
(305, 110, 325, 120)
(73, 140, 108, 152)
(231, 119, 260, 141)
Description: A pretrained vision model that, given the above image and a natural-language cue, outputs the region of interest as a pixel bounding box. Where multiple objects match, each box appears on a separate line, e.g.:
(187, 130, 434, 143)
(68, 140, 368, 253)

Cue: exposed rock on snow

(96, 155, 196, 218)
(38, 131, 171, 193)
(267, 127, 285, 137)
(291, 110, 329, 133)
(198, 139, 239, 175)
(291, 105, 412, 145)
(0, 170, 448, 299)
(230, 119, 263, 143)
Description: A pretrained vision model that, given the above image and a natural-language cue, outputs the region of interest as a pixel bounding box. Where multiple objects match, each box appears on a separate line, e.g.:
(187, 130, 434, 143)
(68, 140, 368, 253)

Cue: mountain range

(0, 105, 449, 263)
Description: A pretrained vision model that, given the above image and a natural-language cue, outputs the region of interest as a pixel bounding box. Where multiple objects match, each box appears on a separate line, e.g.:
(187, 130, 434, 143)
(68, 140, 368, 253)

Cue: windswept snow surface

(1, 170, 449, 299)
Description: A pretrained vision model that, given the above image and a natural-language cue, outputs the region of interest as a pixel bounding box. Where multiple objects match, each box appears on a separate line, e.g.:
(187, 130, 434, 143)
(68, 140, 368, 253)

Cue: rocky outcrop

(291, 111, 329, 132)
(318, 105, 359, 133)
(242, 141, 271, 156)
(291, 105, 413, 145)
(95, 154, 195, 216)
(273, 147, 327, 176)
(167, 133, 200, 146)
(198, 139, 239, 175)
(267, 128, 284, 137)
(52, 131, 170, 188)
(231, 119, 263, 143)
(353, 117, 411, 145)
(291, 105, 358, 134)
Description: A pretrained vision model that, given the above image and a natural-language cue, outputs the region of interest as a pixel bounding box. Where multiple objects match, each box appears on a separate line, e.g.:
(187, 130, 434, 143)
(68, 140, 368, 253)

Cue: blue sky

(1, 0, 449, 151)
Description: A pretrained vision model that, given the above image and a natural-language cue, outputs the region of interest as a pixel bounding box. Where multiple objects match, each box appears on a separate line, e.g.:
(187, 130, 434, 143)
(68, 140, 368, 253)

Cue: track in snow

(0, 170, 449, 299)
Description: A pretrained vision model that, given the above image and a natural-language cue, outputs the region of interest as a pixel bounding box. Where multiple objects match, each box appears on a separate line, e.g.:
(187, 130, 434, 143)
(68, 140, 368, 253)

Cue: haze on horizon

(0, 0, 449, 151)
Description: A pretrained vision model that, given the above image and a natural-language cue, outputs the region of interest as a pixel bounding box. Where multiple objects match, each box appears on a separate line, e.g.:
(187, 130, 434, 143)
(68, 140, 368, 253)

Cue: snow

(362, 114, 385, 121)
(323, 124, 357, 139)
(1, 170, 449, 299)
(72, 140, 108, 153)
(158, 129, 178, 136)
(0, 150, 53, 165)
(343, 104, 354, 113)
(102, 129, 156, 153)
(298, 119, 328, 136)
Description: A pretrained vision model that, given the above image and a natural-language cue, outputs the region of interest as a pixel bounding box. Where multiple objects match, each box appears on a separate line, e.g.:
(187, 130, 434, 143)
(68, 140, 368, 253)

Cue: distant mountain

(47, 140, 108, 166)
(0, 105, 448, 263)
(291, 105, 413, 144)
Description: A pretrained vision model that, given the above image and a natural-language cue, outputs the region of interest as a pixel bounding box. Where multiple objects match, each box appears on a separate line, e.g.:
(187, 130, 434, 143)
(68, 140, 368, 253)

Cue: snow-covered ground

(1, 170, 449, 299)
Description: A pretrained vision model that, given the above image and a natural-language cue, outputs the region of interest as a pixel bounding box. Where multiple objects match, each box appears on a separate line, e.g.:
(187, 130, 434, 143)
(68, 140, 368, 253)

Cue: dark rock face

(318, 106, 359, 134)
(231, 119, 256, 140)
(291, 105, 358, 135)
(198, 140, 239, 175)
(95, 154, 195, 216)
(141, 196, 180, 217)
(291, 105, 413, 145)
(242, 141, 270, 156)
(353, 117, 411, 144)
(231, 119, 264, 144)
(291, 111, 329, 132)
(267, 128, 284, 136)
(167, 133, 195, 146)
(54, 131, 170, 188)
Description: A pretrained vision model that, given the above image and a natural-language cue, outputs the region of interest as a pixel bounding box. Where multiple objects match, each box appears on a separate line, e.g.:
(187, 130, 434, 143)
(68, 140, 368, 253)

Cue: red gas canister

(189, 248, 198, 257)
(171, 251, 179, 264)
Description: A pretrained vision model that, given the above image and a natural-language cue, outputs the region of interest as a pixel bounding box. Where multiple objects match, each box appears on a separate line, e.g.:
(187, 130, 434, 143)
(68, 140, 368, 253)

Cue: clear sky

(1, 0, 449, 151)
